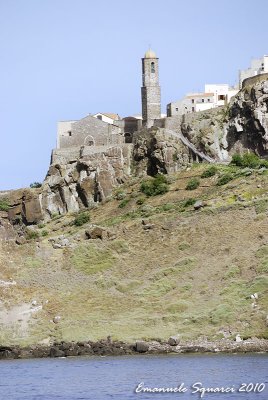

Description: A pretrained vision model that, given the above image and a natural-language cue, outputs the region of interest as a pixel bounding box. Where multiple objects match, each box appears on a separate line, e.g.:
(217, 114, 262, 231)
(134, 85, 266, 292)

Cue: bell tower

(141, 48, 161, 127)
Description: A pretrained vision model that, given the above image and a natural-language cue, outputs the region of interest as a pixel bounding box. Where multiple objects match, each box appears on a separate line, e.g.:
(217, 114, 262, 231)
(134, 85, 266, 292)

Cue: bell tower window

(151, 62, 155, 73)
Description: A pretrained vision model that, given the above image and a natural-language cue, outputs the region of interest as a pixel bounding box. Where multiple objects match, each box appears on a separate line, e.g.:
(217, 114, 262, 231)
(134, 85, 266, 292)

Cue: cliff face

(180, 76, 268, 161)
(181, 107, 229, 161)
(132, 127, 191, 176)
(227, 77, 268, 156)
(41, 145, 132, 220)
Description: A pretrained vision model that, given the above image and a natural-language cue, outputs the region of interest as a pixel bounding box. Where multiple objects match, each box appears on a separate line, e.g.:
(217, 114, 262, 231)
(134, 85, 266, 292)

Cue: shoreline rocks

(0, 338, 267, 361)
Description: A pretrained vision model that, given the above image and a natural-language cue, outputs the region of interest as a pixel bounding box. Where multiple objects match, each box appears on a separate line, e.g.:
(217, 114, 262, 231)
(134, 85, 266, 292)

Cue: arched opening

(124, 132, 132, 143)
(84, 135, 95, 146)
(151, 62, 155, 73)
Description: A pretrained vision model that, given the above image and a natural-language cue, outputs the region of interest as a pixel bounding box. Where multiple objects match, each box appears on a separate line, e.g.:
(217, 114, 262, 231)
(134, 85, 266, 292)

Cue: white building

(167, 84, 238, 117)
(239, 55, 268, 88)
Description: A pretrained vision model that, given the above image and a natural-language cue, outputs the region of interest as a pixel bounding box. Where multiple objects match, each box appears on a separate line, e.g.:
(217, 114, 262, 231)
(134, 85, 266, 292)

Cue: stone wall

(242, 73, 268, 89)
(59, 115, 123, 148)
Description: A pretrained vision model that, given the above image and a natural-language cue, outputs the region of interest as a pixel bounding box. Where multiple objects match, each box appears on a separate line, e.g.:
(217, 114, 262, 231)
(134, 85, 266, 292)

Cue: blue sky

(0, 0, 268, 190)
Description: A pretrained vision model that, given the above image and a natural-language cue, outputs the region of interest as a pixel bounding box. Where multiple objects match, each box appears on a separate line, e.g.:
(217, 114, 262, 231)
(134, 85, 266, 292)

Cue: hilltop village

(0, 50, 268, 356)
(55, 50, 268, 161)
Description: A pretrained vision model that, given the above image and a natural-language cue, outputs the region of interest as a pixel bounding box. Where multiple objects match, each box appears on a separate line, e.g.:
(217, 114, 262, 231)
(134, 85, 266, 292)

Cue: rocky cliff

(227, 75, 268, 155)
(1, 76, 267, 227)
(180, 75, 268, 161)
(41, 145, 132, 220)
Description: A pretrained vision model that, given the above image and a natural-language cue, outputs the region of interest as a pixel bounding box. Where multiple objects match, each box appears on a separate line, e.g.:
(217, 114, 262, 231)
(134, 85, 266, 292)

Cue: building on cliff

(56, 48, 162, 152)
(167, 84, 239, 117)
(239, 55, 268, 89)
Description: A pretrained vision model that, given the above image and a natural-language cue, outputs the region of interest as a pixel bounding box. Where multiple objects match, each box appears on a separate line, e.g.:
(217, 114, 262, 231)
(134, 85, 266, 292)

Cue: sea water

(0, 353, 267, 399)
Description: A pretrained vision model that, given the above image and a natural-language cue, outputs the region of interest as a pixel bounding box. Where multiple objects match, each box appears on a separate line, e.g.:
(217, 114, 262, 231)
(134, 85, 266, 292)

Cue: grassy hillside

(0, 163, 267, 346)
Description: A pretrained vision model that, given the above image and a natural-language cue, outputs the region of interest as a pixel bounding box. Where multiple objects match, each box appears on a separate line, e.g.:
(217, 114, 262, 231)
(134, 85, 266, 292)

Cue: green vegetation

(217, 173, 233, 186)
(231, 152, 268, 168)
(0, 198, 10, 211)
(254, 199, 268, 214)
(114, 189, 126, 200)
(71, 243, 115, 274)
(140, 174, 169, 196)
(186, 178, 200, 190)
(73, 212, 90, 226)
(182, 198, 196, 207)
(30, 182, 42, 188)
(136, 197, 145, 205)
(1, 162, 268, 345)
(201, 165, 217, 178)
(224, 265, 240, 279)
(118, 199, 129, 208)
(26, 230, 39, 240)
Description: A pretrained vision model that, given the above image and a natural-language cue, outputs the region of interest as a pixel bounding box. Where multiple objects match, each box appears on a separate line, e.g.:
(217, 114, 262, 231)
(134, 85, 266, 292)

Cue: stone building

(57, 114, 123, 149)
(141, 49, 161, 127)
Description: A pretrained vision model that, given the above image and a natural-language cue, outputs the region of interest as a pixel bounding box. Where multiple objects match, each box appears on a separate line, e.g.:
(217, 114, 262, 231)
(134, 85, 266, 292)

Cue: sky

(0, 0, 268, 190)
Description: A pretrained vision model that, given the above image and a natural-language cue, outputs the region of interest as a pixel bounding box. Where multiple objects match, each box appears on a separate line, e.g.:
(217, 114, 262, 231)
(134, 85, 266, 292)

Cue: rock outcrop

(179, 75, 268, 161)
(133, 127, 191, 176)
(227, 75, 268, 156)
(41, 145, 132, 220)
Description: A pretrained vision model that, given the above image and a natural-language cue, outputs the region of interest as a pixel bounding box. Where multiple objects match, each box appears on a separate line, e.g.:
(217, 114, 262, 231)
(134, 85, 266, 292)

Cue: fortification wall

(242, 73, 268, 88)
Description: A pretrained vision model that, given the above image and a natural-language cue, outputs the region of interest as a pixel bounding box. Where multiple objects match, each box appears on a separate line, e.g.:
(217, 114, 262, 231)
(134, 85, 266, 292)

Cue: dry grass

(0, 164, 268, 345)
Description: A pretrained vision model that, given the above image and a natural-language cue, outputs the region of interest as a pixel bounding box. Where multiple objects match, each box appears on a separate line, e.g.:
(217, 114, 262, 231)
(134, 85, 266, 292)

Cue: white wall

(264, 55, 268, 72)
(195, 103, 215, 112)
(93, 113, 114, 124)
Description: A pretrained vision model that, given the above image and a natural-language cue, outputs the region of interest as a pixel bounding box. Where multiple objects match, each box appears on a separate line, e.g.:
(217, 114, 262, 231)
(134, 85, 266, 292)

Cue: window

(202, 99, 204, 103)
(97, 115, 102, 120)
(192, 107, 195, 112)
(218, 95, 226, 101)
(175, 107, 178, 111)
(208, 99, 210, 102)
(68, 130, 72, 136)
(192, 99, 194, 104)
(151, 62, 155, 73)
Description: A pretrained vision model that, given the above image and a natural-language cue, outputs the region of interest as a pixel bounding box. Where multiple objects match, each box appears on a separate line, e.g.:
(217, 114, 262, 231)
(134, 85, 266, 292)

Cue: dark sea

(0, 353, 267, 400)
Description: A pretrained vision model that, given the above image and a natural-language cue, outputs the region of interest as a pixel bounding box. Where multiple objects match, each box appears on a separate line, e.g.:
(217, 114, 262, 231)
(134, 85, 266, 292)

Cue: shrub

(231, 153, 243, 167)
(183, 198, 196, 207)
(231, 152, 266, 169)
(201, 165, 217, 178)
(140, 174, 169, 196)
(0, 199, 10, 211)
(118, 199, 129, 208)
(217, 174, 233, 186)
(41, 230, 48, 237)
(136, 197, 145, 205)
(38, 223, 45, 229)
(186, 178, 200, 190)
(258, 159, 268, 168)
(73, 212, 90, 226)
(26, 230, 39, 240)
(30, 182, 42, 188)
(241, 152, 260, 168)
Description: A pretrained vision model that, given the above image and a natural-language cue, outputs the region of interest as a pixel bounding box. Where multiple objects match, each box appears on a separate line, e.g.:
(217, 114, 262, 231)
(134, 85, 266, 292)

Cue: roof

(144, 48, 157, 58)
(93, 113, 120, 120)
(186, 93, 214, 98)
